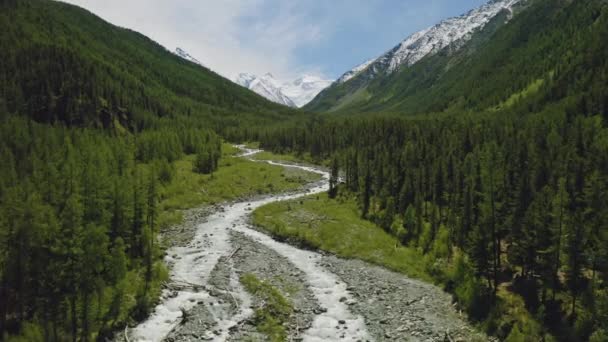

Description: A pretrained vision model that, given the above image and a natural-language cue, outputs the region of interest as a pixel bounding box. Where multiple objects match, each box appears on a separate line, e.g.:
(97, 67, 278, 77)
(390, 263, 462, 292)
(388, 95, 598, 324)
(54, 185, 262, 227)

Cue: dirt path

(127, 147, 487, 342)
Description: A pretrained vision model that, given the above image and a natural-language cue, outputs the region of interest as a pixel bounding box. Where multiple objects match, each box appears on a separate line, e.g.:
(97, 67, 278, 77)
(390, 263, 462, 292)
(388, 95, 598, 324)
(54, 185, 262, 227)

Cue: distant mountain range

(171, 47, 333, 108)
(234, 73, 333, 108)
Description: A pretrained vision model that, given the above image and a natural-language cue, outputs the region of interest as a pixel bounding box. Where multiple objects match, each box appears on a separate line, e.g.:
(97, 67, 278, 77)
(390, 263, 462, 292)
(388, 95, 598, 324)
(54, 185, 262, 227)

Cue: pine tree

(59, 193, 84, 342)
(360, 169, 372, 218)
(328, 156, 339, 199)
(402, 205, 417, 243)
(584, 172, 607, 287)
(79, 224, 109, 342)
(550, 177, 569, 299)
(144, 171, 157, 290)
(479, 143, 502, 296)
(469, 221, 491, 289)
(109, 237, 128, 284)
(565, 208, 588, 318)
(132, 174, 145, 259)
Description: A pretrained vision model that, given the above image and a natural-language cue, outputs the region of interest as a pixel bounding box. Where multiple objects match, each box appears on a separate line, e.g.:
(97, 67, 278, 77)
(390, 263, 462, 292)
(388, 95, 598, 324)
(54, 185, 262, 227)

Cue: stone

(313, 307, 327, 314)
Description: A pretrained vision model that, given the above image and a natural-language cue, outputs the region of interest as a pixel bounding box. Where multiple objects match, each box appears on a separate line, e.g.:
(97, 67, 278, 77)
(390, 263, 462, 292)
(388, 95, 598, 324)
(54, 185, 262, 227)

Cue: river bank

(125, 147, 487, 341)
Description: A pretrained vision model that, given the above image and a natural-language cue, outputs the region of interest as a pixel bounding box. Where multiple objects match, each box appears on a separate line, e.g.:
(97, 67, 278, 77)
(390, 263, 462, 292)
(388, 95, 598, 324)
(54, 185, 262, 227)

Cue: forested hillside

(0, 0, 297, 340)
(255, 0, 608, 340)
(0, 0, 298, 133)
(306, 0, 608, 117)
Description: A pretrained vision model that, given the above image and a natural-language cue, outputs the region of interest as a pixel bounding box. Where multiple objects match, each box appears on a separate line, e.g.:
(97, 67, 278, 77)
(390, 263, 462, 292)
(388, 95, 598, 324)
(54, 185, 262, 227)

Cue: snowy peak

(282, 75, 333, 107)
(337, 0, 523, 84)
(385, 0, 522, 71)
(235, 73, 296, 107)
(174, 47, 202, 65)
(235, 73, 333, 108)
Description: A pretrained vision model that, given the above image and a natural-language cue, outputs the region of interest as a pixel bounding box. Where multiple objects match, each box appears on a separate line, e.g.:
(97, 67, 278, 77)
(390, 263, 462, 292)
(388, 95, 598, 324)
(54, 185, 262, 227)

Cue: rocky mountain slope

(337, 0, 522, 84)
(307, 0, 528, 113)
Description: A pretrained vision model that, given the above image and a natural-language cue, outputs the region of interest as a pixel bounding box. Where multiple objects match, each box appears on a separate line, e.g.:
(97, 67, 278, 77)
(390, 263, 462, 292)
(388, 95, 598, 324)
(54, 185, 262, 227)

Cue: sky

(61, 0, 490, 81)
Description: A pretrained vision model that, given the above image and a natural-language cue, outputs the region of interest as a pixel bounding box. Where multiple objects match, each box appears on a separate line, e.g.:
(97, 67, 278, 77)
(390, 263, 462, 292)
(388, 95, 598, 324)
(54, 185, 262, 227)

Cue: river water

(129, 147, 370, 341)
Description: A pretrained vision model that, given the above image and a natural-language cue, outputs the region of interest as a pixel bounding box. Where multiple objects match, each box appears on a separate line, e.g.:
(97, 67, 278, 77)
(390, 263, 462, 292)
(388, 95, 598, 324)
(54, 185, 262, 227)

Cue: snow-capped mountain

(235, 73, 333, 108)
(337, 0, 523, 84)
(281, 76, 334, 107)
(235, 73, 296, 107)
(174, 47, 203, 65)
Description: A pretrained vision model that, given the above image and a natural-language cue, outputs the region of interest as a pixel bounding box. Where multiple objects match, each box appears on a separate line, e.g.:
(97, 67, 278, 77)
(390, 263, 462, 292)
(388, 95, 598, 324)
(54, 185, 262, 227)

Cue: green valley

(1, 0, 608, 341)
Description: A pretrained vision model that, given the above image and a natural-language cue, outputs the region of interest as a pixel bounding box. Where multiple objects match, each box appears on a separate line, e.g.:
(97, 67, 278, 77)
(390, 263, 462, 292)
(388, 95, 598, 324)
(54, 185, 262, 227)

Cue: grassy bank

(240, 274, 293, 342)
(252, 191, 546, 340)
(157, 143, 322, 229)
(252, 192, 431, 282)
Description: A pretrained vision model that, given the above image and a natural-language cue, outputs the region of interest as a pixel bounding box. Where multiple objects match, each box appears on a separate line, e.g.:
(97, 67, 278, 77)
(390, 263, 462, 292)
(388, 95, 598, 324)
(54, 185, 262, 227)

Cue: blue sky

(62, 0, 489, 81)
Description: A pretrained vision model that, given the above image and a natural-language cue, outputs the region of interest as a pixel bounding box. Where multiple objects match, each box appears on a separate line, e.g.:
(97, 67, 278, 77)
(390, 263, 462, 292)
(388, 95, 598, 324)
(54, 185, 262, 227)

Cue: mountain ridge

(308, 0, 526, 112)
(336, 0, 523, 83)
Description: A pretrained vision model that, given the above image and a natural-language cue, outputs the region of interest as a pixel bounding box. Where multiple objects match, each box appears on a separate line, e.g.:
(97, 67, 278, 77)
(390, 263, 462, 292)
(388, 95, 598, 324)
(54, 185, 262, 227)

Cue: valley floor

(124, 148, 487, 342)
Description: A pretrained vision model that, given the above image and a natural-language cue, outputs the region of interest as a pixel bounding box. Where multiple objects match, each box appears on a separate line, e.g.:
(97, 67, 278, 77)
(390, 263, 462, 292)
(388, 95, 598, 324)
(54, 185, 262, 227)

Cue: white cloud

(60, 0, 330, 81)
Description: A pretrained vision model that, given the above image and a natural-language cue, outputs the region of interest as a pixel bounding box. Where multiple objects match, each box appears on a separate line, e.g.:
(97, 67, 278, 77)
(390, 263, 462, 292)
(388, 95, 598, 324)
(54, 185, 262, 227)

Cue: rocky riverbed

(125, 148, 488, 342)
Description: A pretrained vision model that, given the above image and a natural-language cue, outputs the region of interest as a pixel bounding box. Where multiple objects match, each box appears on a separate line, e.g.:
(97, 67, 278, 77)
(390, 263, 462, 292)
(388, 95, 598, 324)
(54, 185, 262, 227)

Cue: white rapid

(129, 147, 370, 341)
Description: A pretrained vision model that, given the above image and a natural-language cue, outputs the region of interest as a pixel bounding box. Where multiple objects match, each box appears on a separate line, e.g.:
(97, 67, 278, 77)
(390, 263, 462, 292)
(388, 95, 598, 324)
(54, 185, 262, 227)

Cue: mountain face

(308, 0, 525, 112)
(338, 0, 522, 84)
(235, 73, 333, 108)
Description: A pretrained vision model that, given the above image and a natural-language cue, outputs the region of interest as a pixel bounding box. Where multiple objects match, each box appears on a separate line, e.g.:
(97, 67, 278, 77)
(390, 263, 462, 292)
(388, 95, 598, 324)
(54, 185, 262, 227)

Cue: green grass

(157, 143, 322, 229)
(240, 274, 293, 342)
(252, 193, 432, 282)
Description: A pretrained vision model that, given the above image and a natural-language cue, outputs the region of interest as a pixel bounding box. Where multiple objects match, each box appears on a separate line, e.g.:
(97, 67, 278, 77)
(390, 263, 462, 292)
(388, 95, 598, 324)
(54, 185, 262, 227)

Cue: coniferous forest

(0, 0, 287, 340)
(254, 0, 608, 340)
(1, 0, 607, 341)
